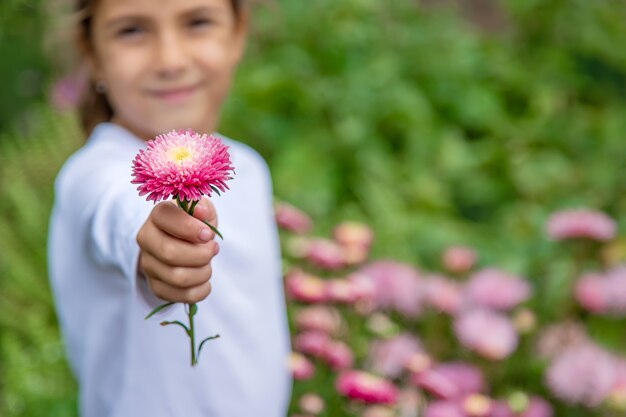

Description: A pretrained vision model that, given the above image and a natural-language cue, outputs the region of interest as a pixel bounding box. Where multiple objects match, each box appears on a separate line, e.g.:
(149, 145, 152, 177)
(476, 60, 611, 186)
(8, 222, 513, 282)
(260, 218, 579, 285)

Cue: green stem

(188, 303, 197, 366)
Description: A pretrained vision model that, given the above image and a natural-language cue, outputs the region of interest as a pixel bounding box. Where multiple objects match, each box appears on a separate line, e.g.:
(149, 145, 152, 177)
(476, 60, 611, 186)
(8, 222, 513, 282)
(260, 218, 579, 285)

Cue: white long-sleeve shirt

(48, 122, 291, 417)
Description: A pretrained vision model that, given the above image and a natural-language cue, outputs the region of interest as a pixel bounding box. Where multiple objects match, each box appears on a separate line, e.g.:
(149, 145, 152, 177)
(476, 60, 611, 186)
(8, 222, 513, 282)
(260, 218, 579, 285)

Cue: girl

(48, 1, 291, 416)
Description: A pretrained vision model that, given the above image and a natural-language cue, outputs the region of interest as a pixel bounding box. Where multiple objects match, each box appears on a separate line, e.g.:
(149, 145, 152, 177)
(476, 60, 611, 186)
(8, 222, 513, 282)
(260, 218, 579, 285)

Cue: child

(47, 1, 291, 416)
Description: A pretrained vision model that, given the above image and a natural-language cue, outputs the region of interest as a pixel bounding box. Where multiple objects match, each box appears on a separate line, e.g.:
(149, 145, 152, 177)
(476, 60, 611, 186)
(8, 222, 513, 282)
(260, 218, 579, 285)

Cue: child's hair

(74, 0, 246, 136)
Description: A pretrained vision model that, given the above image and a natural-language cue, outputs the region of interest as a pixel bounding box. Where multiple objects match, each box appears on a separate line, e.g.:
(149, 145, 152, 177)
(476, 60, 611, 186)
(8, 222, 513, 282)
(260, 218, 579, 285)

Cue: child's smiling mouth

(148, 83, 203, 104)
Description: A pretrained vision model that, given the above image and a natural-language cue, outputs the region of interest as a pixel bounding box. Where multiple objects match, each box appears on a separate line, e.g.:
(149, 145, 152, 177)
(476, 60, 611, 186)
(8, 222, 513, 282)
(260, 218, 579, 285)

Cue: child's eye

(117, 25, 145, 38)
(188, 18, 213, 30)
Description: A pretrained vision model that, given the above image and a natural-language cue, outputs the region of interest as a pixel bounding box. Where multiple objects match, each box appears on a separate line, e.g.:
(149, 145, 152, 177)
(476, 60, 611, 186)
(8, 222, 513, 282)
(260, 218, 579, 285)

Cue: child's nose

(154, 31, 188, 77)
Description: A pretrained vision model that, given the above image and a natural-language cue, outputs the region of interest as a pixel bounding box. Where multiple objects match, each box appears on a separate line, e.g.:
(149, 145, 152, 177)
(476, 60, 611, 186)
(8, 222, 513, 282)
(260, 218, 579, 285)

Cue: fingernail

(199, 228, 212, 241)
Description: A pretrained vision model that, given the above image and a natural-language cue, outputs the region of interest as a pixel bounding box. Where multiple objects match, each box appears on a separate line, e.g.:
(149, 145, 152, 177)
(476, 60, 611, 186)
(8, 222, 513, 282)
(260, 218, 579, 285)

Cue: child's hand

(137, 198, 219, 304)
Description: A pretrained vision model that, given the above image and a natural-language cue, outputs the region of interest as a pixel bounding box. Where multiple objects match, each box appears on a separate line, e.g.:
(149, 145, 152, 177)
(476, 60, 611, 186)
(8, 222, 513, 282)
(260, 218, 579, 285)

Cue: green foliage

(0, 107, 81, 416)
(1, 0, 626, 416)
(0, 0, 50, 131)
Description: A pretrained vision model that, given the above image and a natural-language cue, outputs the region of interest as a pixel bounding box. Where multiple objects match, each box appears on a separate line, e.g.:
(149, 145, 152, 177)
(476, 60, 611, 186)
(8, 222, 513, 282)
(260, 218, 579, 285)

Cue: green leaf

(160, 320, 190, 336)
(197, 334, 221, 361)
(203, 221, 224, 240)
(144, 302, 175, 320)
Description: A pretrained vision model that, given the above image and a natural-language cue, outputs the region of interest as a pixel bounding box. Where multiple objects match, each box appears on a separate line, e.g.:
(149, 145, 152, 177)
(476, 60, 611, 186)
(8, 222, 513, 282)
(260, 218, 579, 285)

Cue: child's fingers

(141, 251, 213, 289)
(147, 273, 213, 304)
(138, 226, 219, 267)
(152, 201, 214, 243)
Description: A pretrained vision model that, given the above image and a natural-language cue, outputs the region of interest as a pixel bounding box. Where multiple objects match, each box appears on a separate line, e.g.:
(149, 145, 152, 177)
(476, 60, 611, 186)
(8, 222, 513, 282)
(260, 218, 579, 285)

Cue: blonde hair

(73, 0, 246, 136)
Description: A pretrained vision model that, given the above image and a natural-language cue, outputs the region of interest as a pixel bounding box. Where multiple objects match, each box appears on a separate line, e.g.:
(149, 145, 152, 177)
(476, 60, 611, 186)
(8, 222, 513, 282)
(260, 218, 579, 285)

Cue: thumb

(192, 197, 218, 229)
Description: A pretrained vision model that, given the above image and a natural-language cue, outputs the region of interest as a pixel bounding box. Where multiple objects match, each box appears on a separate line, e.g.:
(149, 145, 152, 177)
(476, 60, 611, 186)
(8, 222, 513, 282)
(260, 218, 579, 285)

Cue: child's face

(89, 0, 246, 139)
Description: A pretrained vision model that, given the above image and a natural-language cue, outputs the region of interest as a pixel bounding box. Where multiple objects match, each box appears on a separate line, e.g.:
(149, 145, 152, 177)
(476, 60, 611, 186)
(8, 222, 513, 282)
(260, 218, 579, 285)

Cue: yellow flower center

(169, 147, 192, 165)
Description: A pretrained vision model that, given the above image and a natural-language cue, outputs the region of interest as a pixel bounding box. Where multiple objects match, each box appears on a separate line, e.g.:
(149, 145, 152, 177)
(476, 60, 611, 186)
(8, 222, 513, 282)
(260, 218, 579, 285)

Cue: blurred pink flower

(294, 305, 342, 335)
(333, 221, 374, 265)
(454, 309, 518, 360)
(306, 238, 345, 270)
(575, 266, 626, 316)
(50, 70, 87, 111)
(546, 209, 616, 241)
(275, 202, 313, 234)
(347, 273, 378, 311)
(412, 362, 485, 400)
(336, 370, 399, 405)
(442, 246, 477, 274)
(298, 393, 325, 414)
(326, 278, 360, 304)
(131, 129, 234, 203)
(360, 406, 395, 417)
(607, 359, 626, 410)
(424, 401, 466, 417)
(285, 269, 327, 303)
(368, 333, 423, 379)
(520, 397, 553, 417)
(545, 343, 616, 406)
(425, 275, 465, 314)
(322, 340, 354, 370)
(293, 331, 331, 358)
(489, 401, 515, 417)
(603, 266, 626, 315)
(574, 272, 608, 313)
(465, 268, 531, 311)
(535, 321, 589, 360)
(288, 352, 315, 380)
(463, 394, 493, 416)
(357, 261, 425, 317)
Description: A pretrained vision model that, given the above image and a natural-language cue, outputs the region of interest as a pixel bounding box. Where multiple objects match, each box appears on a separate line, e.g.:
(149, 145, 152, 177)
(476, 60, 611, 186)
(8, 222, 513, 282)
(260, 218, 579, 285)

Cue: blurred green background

(1, 0, 626, 416)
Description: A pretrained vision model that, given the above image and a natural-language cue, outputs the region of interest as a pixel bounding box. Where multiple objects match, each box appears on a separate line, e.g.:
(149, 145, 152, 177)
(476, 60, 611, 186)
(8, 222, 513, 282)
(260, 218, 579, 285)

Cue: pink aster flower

(545, 343, 616, 406)
(306, 238, 345, 270)
(603, 266, 626, 315)
(288, 352, 315, 380)
(285, 269, 327, 303)
(275, 202, 313, 234)
(535, 321, 589, 360)
(368, 333, 423, 379)
(132, 129, 233, 367)
(425, 275, 465, 314)
(326, 278, 365, 304)
(520, 397, 553, 417)
(424, 401, 466, 417)
(298, 393, 325, 415)
(489, 401, 515, 417)
(546, 209, 616, 241)
(322, 340, 354, 370)
(412, 362, 485, 400)
(454, 309, 518, 360)
(336, 370, 399, 405)
(293, 331, 331, 358)
(357, 261, 425, 317)
(574, 272, 608, 313)
(574, 267, 626, 316)
(465, 268, 532, 311)
(442, 246, 477, 275)
(132, 129, 234, 203)
(294, 305, 343, 335)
